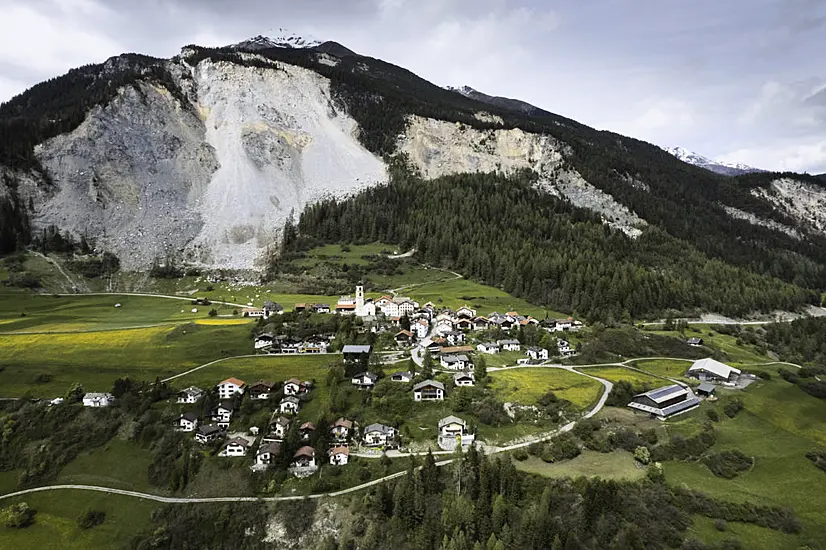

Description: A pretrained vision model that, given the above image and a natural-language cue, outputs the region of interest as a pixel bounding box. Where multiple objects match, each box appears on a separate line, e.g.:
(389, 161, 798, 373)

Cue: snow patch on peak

(663, 146, 763, 176)
(231, 30, 322, 51)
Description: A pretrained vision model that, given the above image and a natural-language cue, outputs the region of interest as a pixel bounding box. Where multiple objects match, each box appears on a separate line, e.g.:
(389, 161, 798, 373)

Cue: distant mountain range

(663, 146, 764, 176)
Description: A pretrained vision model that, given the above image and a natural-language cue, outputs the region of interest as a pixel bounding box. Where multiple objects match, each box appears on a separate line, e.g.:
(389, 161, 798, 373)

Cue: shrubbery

(1, 502, 36, 528)
(703, 450, 753, 479)
(77, 509, 106, 529)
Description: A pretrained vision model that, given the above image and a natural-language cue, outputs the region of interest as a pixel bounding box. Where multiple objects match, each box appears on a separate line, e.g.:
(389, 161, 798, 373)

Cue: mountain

(230, 30, 321, 51)
(447, 85, 552, 117)
(2, 33, 826, 309)
(663, 146, 763, 176)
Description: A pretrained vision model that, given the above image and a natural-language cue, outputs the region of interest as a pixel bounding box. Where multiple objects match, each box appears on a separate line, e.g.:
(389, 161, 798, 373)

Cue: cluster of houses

(627, 357, 744, 420)
(254, 333, 331, 354)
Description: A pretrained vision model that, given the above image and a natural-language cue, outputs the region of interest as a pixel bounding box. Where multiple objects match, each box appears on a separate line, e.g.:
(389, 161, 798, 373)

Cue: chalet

(241, 307, 266, 318)
(557, 340, 575, 357)
(313, 303, 332, 314)
(456, 306, 476, 319)
(498, 339, 521, 352)
(222, 437, 251, 457)
(363, 423, 396, 447)
(256, 440, 281, 466)
(696, 382, 716, 397)
(343, 344, 372, 364)
(248, 380, 276, 400)
(434, 318, 455, 335)
(331, 418, 354, 441)
(82, 392, 114, 408)
(394, 330, 414, 345)
(195, 424, 223, 444)
(413, 380, 446, 401)
(472, 317, 490, 330)
(525, 347, 549, 361)
(294, 303, 307, 312)
(292, 446, 317, 469)
(444, 331, 466, 346)
(269, 415, 291, 438)
(178, 412, 199, 432)
(278, 338, 302, 354)
(217, 377, 246, 400)
(391, 371, 414, 383)
(280, 395, 300, 414)
(283, 378, 304, 395)
(254, 333, 275, 350)
(455, 319, 472, 331)
(440, 354, 471, 370)
(262, 301, 283, 316)
(413, 319, 430, 339)
(686, 337, 704, 347)
(212, 400, 235, 428)
(477, 342, 501, 354)
(299, 421, 316, 442)
(177, 386, 204, 404)
(553, 318, 574, 332)
(453, 372, 475, 387)
(628, 384, 700, 419)
(437, 415, 475, 451)
(688, 358, 741, 383)
(329, 446, 350, 466)
(335, 303, 357, 315)
(351, 372, 378, 390)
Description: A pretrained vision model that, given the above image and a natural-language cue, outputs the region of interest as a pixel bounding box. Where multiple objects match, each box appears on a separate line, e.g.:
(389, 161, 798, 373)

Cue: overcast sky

(1, 0, 825, 173)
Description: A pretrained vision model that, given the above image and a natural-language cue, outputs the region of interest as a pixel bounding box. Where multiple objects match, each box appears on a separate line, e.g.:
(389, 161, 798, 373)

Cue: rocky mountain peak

(230, 30, 322, 52)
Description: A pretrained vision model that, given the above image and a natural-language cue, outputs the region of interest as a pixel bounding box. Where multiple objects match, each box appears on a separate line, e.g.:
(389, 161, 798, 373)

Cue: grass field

(627, 358, 695, 381)
(482, 351, 526, 368)
(574, 366, 660, 385)
(54, 439, 156, 493)
(292, 243, 398, 267)
(687, 515, 800, 549)
(514, 450, 647, 481)
(488, 368, 604, 410)
(0, 490, 157, 549)
(664, 376, 826, 548)
(647, 326, 770, 365)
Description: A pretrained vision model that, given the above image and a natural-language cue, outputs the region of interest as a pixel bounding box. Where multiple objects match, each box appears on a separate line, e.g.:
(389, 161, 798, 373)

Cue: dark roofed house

(248, 380, 276, 400)
(686, 337, 704, 347)
(299, 421, 316, 441)
(343, 344, 372, 364)
(627, 384, 699, 419)
(351, 371, 378, 390)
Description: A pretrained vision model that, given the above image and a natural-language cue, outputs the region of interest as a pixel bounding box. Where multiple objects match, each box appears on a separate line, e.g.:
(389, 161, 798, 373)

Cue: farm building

(688, 358, 741, 383)
(627, 384, 700, 419)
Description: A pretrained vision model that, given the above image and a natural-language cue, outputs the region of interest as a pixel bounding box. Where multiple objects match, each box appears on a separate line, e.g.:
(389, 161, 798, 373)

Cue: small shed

(696, 382, 716, 397)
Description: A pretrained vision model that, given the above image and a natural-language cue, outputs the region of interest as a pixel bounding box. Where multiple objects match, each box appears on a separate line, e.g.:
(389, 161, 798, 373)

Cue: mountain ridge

(663, 146, 764, 176)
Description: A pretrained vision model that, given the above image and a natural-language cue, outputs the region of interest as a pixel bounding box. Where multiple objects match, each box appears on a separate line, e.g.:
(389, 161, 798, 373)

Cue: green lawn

(0, 490, 157, 549)
(647, 326, 770, 365)
(664, 377, 826, 548)
(293, 243, 397, 267)
(626, 359, 695, 381)
(488, 368, 604, 410)
(514, 450, 647, 481)
(687, 515, 800, 550)
(574, 366, 660, 385)
(483, 351, 526, 368)
(54, 439, 156, 493)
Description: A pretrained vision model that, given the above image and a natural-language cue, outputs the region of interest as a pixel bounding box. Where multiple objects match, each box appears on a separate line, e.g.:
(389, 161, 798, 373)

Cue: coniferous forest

(281, 167, 816, 321)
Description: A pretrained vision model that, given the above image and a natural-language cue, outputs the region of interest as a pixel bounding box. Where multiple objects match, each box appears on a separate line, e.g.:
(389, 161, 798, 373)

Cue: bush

(513, 448, 529, 461)
(77, 509, 106, 529)
(705, 409, 719, 422)
(703, 450, 753, 479)
(714, 518, 728, 532)
(633, 446, 651, 465)
(2, 502, 36, 528)
(804, 450, 826, 474)
(208, 308, 218, 317)
(723, 399, 743, 418)
(538, 433, 580, 463)
(33, 373, 53, 384)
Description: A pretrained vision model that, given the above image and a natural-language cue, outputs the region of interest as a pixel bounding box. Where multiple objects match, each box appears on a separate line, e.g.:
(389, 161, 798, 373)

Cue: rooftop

(413, 379, 445, 391)
(689, 358, 741, 379)
(343, 344, 372, 354)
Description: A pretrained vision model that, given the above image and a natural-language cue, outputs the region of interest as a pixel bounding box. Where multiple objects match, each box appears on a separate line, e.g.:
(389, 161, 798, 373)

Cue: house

(440, 345, 474, 355)
(280, 395, 300, 414)
(391, 371, 414, 383)
(688, 358, 741, 383)
(248, 380, 276, 400)
(256, 440, 281, 466)
(216, 377, 246, 400)
(343, 344, 372, 364)
(444, 331, 466, 346)
(329, 446, 350, 466)
(212, 400, 235, 428)
(394, 330, 414, 346)
(82, 392, 114, 408)
(525, 347, 549, 361)
(477, 342, 501, 354)
(331, 418, 353, 441)
(440, 354, 471, 370)
(434, 318, 455, 335)
(300, 343, 326, 354)
(299, 421, 316, 442)
(557, 340, 575, 357)
(426, 342, 442, 355)
(335, 303, 357, 315)
(195, 424, 223, 444)
(254, 333, 275, 350)
(262, 301, 283, 317)
(686, 337, 704, 347)
(222, 437, 251, 457)
(269, 415, 291, 438)
(696, 382, 716, 397)
(292, 446, 317, 469)
(438, 415, 475, 451)
(453, 372, 475, 387)
(627, 384, 700, 419)
(455, 319, 472, 331)
(472, 316, 490, 330)
(413, 319, 430, 339)
(177, 386, 204, 404)
(456, 306, 476, 319)
(178, 412, 199, 432)
(294, 303, 307, 313)
(351, 372, 378, 390)
(313, 303, 331, 314)
(362, 423, 397, 447)
(241, 307, 266, 318)
(413, 380, 446, 401)
(498, 339, 521, 352)
(283, 378, 304, 396)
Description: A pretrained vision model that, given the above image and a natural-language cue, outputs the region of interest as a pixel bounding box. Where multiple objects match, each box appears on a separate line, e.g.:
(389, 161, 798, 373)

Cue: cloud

(719, 140, 826, 174)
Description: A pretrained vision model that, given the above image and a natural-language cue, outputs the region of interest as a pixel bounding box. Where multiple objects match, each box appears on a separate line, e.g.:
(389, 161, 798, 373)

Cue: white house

(557, 340, 575, 357)
(453, 372, 475, 387)
(477, 342, 501, 354)
(248, 380, 275, 400)
(331, 418, 354, 441)
(299, 421, 316, 442)
(212, 400, 235, 428)
(472, 317, 490, 330)
(391, 371, 414, 383)
(329, 446, 350, 466)
(283, 379, 303, 396)
(292, 446, 318, 469)
(254, 333, 275, 350)
(241, 307, 266, 318)
(553, 318, 574, 332)
(444, 331, 466, 346)
(434, 319, 455, 335)
(82, 393, 114, 408)
(280, 396, 300, 414)
(413, 319, 430, 339)
(525, 347, 549, 361)
(351, 372, 378, 390)
(256, 439, 281, 466)
(216, 377, 246, 400)
(178, 412, 199, 432)
(438, 415, 475, 451)
(440, 354, 470, 370)
(262, 301, 283, 317)
(177, 386, 204, 404)
(413, 380, 446, 401)
(269, 415, 291, 438)
(498, 339, 521, 352)
(195, 424, 222, 444)
(222, 437, 251, 457)
(363, 424, 396, 447)
(688, 358, 741, 383)
(456, 306, 476, 319)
